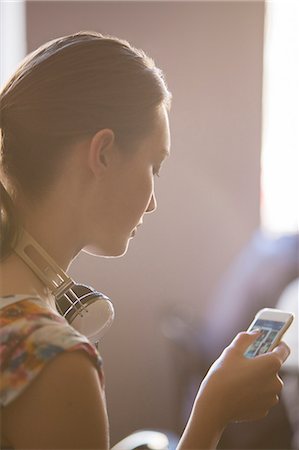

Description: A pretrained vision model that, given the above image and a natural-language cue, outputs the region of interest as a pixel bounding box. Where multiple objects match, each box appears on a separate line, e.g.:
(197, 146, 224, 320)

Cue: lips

(130, 222, 142, 238)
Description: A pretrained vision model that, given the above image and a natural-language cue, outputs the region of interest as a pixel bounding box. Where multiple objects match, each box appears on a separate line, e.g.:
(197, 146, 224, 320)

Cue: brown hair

(0, 31, 171, 260)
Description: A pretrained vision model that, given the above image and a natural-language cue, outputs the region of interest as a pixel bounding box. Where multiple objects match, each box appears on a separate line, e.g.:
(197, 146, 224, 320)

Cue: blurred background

(1, 1, 298, 448)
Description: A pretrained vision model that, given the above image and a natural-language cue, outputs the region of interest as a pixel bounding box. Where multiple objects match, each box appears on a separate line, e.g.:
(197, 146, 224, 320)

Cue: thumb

(230, 330, 262, 354)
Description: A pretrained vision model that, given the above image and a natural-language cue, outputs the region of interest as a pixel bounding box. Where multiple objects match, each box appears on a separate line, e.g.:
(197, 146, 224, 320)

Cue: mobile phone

(244, 308, 294, 358)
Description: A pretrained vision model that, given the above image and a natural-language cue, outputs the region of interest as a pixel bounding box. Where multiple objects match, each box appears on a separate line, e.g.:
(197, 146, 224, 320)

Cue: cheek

(112, 166, 154, 230)
(129, 173, 153, 217)
(140, 172, 154, 209)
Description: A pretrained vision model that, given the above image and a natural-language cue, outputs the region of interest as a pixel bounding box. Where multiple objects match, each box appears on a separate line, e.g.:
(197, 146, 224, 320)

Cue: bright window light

(261, 0, 299, 235)
(0, 0, 26, 88)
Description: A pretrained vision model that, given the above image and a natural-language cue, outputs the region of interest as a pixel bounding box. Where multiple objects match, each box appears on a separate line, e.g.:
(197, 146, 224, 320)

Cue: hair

(0, 30, 171, 260)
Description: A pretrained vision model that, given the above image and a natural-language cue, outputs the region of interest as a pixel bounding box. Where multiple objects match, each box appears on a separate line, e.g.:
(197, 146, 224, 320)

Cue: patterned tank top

(0, 294, 104, 448)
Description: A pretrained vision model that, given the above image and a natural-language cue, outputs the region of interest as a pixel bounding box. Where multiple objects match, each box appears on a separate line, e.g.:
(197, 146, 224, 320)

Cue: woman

(0, 31, 290, 450)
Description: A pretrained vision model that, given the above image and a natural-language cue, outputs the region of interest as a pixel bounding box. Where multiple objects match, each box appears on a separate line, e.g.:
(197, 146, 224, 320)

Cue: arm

(177, 331, 290, 450)
(2, 350, 109, 450)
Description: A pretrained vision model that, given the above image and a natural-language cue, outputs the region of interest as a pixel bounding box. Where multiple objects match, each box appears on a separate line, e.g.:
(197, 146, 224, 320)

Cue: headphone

(14, 229, 115, 344)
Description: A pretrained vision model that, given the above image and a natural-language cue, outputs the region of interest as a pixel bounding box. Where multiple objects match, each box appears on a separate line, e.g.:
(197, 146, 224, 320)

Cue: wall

(26, 1, 264, 444)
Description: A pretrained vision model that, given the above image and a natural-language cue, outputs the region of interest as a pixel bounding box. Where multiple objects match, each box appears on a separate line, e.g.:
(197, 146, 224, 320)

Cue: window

(0, 0, 26, 88)
(261, 0, 299, 234)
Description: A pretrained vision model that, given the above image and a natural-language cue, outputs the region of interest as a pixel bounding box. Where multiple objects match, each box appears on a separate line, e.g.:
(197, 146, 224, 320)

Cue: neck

(0, 202, 82, 309)
(20, 220, 80, 272)
(15, 192, 85, 272)
(0, 252, 57, 311)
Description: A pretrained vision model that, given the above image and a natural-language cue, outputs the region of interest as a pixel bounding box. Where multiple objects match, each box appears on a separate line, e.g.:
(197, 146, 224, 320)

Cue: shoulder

(0, 297, 104, 406)
(2, 350, 109, 449)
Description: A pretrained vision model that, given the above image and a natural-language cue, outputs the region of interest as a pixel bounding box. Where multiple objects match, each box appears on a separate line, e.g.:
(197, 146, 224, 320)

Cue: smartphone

(244, 308, 294, 358)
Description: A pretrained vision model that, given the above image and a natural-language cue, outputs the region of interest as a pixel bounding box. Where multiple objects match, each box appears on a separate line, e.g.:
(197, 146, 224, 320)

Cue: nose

(146, 192, 157, 214)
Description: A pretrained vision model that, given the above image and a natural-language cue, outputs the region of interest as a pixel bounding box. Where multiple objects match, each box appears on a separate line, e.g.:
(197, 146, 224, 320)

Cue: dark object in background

(218, 395, 293, 449)
(163, 231, 299, 449)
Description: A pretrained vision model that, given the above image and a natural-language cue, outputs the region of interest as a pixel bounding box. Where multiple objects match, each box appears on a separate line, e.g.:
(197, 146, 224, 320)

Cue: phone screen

(245, 319, 285, 358)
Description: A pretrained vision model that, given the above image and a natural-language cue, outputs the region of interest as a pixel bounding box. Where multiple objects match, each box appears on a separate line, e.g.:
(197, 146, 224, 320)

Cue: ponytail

(0, 180, 19, 261)
(0, 107, 19, 260)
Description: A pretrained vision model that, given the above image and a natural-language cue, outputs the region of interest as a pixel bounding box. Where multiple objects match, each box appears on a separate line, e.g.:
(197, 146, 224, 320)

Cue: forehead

(149, 104, 171, 155)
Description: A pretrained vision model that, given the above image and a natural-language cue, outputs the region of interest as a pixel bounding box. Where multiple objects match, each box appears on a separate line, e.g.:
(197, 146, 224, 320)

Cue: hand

(196, 331, 290, 425)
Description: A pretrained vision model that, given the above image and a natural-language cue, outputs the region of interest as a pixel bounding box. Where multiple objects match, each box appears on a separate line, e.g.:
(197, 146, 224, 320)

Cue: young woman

(0, 31, 290, 450)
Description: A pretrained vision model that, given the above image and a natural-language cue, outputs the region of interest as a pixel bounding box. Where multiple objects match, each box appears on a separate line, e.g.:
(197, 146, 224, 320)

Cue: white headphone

(14, 229, 115, 344)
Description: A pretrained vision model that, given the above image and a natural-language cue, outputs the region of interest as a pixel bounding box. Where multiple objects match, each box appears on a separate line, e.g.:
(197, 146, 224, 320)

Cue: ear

(87, 129, 116, 176)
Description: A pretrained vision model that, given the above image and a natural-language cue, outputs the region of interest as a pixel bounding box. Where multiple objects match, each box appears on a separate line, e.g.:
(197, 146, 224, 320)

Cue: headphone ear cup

(70, 284, 97, 298)
(13, 228, 114, 343)
(56, 284, 115, 343)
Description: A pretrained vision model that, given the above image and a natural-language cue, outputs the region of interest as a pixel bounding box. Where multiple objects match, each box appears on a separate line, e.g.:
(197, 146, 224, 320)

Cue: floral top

(0, 294, 104, 409)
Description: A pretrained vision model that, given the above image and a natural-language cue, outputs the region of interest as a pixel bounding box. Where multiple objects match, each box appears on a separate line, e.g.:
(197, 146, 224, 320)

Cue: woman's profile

(0, 31, 290, 450)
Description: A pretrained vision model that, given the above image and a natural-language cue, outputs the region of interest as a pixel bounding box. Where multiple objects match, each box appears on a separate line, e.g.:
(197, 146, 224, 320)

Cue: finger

(230, 330, 262, 354)
(274, 375, 284, 394)
(264, 374, 284, 395)
(262, 394, 280, 410)
(255, 344, 290, 373)
(273, 394, 280, 406)
(272, 342, 290, 364)
(256, 392, 280, 413)
(254, 351, 282, 373)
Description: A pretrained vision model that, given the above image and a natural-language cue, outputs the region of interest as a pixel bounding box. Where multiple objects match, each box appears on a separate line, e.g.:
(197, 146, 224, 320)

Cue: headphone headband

(14, 229, 74, 298)
(13, 228, 114, 343)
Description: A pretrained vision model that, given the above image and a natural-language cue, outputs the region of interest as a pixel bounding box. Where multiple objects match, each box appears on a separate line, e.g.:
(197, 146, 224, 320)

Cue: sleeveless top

(0, 294, 104, 448)
(0, 294, 104, 406)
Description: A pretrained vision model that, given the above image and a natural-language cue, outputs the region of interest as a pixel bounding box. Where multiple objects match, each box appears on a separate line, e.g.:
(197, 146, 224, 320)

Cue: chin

(83, 240, 130, 258)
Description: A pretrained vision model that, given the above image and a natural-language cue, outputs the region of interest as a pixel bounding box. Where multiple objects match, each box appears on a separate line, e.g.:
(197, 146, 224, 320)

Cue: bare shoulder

(2, 350, 109, 450)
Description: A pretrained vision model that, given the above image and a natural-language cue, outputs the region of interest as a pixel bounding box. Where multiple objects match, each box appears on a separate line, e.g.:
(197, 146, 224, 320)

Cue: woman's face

(85, 104, 170, 257)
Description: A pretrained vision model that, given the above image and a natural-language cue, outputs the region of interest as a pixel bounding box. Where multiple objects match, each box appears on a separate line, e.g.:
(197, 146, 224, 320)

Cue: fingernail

(249, 329, 261, 335)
